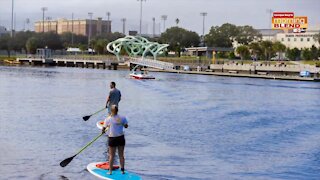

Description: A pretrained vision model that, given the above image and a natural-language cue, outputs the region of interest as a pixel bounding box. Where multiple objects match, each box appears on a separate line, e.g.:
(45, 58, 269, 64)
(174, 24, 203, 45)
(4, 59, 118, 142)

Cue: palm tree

(236, 45, 250, 60)
(249, 42, 262, 60)
(260, 40, 274, 60)
(272, 41, 286, 60)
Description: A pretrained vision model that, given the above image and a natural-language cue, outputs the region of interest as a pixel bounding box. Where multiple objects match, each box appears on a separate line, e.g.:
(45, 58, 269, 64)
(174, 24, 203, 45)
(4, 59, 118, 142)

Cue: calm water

(0, 66, 320, 180)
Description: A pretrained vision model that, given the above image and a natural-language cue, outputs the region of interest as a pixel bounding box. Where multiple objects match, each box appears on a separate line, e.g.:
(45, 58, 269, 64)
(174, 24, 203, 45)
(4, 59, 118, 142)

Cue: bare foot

(108, 171, 112, 175)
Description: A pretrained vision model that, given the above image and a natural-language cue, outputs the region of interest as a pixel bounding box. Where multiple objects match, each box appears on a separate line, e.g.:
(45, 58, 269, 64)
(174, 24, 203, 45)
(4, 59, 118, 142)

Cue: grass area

(215, 59, 278, 65)
(300, 60, 320, 66)
(0, 55, 17, 61)
(214, 59, 305, 66)
(61, 54, 115, 58)
(0, 55, 25, 65)
(158, 56, 209, 61)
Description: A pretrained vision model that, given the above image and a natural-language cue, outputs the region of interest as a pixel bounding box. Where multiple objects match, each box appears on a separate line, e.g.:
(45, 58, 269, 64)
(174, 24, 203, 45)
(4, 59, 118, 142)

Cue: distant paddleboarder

(102, 105, 128, 175)
(106, 82, 121, 114)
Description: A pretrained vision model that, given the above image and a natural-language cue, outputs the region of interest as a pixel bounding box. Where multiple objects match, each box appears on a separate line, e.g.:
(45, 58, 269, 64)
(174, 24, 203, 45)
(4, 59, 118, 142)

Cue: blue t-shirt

(103, 115, 128, 137)
(108, 88, 121, 106)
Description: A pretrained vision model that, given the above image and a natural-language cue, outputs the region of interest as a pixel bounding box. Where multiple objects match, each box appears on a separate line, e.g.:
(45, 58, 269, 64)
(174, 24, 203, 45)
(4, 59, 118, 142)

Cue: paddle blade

(82, 115, 91, 121)
(60, 155, 76, 167)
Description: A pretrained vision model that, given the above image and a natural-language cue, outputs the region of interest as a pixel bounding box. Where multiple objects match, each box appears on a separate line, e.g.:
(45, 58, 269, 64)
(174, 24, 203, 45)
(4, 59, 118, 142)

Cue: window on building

(307, 38, 310, 42)
(281, 38, 284, 42)
(301, 38, 303, 42)
(294, 38, 297, 42)
(288, 38, 290, 42)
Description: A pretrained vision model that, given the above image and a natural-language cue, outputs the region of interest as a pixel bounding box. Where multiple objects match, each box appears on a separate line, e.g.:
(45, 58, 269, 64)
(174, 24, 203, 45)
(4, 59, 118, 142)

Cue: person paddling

(106, 82, 121, 114)
(102, 105, 128, 175)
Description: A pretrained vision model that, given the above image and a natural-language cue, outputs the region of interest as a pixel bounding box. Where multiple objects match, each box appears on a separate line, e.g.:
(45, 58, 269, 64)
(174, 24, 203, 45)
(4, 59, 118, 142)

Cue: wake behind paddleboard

(87, 162, 142, 180)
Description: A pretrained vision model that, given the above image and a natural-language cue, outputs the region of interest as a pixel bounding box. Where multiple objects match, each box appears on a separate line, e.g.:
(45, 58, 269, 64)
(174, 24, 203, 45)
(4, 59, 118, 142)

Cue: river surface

(0, 66, 320, 180)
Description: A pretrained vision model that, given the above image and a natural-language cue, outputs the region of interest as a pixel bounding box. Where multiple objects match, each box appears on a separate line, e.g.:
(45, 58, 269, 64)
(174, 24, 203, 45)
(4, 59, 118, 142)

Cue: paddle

(83, 107, 106, 121)
(60, 128, 108, 167)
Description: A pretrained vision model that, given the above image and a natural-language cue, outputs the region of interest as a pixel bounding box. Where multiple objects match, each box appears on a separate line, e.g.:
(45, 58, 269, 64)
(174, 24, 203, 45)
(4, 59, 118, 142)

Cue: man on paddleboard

(106, 82, 121, 114)
(102, 105, 128, 175)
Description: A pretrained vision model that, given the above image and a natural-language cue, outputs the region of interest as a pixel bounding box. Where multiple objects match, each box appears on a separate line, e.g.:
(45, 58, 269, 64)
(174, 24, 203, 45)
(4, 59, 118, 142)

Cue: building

(275, 30, 320, 49)
(258, 29, 284, 41)
(34, 18, 111, 36)
(185, 47, 234, 59)
(258, 29, 320, 49)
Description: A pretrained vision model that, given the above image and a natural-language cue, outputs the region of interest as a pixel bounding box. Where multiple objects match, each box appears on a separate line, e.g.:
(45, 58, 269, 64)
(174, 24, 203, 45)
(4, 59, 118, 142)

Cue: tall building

(34, 17, 111, 36)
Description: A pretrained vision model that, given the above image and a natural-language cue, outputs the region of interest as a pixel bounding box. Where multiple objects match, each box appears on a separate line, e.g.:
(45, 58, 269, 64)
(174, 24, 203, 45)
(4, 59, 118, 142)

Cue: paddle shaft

(76, 126, 109, 155)
(60, 127, 109, 167)
(91, 107, 107, 116)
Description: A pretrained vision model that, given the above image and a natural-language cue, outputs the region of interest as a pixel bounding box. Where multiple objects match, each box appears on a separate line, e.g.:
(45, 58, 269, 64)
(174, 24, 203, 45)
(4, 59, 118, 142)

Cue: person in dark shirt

(106, 82, 121, 114)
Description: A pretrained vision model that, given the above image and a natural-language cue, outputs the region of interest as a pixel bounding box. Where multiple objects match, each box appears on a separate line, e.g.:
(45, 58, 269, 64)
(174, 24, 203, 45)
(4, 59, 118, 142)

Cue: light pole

(11, 0, 14, 37)
(266, 9, 273, 40)
(41, 7, 48, 33)
(175, 18, 180, 26)
(137, 0, 146, 35)
(161, 15, 167, 33)
(46, 17, 52, 32)
(25, 18, 30, 31)
(106, 12, 111, 34)
(71, 13, 74, 46)
(121, 18, 126, 35)
(152, 17, 155, 37)
(88, 12, 93, 49)
(14, 13, 16, 33)
(200, 12, 207, 39)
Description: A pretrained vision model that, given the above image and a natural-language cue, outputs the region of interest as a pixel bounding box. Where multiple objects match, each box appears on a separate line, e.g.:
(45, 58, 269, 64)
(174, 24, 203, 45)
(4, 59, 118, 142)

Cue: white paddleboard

(96, 120, 104, 130)
(87, 162, 142, 180)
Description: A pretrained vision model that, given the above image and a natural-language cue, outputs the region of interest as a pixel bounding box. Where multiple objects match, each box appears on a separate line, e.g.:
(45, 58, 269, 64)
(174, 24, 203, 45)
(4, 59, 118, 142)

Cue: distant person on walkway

(102, 105, 128, 175)
(106, 82, 121, 114)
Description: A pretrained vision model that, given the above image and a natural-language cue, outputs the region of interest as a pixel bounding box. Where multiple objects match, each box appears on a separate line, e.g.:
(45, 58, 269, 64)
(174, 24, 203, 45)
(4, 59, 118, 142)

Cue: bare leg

(118, 146, 125, 174)
(108, 146, 116, 175)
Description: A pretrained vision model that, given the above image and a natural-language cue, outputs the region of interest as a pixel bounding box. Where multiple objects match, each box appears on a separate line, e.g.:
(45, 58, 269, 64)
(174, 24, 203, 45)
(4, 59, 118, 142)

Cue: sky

(0, 0, 319, 35)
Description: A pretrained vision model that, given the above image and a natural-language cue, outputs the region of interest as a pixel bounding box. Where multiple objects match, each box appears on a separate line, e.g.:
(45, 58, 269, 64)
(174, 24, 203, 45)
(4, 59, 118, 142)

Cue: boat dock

(17, 57, 122, 70)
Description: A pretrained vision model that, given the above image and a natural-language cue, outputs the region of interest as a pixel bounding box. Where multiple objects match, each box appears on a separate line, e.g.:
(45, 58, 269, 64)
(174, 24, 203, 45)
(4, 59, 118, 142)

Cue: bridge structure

(106, 36, 174, 70)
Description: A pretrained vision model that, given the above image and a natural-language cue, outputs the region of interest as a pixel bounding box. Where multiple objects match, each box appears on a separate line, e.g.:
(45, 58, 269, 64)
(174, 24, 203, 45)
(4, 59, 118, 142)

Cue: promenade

(148, 68, 320, 82)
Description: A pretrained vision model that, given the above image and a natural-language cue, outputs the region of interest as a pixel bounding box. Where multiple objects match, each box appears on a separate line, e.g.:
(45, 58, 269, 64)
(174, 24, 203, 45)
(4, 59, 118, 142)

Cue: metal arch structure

(106, 36, 169, 61)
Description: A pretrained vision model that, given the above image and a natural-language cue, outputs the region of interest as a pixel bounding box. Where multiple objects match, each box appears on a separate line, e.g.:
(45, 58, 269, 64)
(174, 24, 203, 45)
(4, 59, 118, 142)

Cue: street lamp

(106, 12, 111, 21)
(121, 18, 126, 35)
(11, 0, 14, 37)
(200, 12, 207, 39)
(152, 17, 155, 37)
(46, 17, 52, 32)
(41, 7, 48, 33)
(137, 0, 146, 35)
(266, 9, 273, 40)
(175, 18, 180, 26)
(161, 15, 167, 33)
(106, 12, 111, 34)
(71, 13, 74, 46)
(23, 18, 30, 31)
(88, 12, 93, 49)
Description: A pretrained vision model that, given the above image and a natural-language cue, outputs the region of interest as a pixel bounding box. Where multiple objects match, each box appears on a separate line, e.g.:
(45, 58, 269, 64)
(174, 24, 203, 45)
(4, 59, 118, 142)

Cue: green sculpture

(106, 36, 169, 61)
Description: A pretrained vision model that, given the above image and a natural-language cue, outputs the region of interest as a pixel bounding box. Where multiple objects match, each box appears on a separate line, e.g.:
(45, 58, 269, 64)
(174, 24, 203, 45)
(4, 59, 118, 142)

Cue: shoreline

(1, 58, 319, 82)
(147, 69, 320, 82)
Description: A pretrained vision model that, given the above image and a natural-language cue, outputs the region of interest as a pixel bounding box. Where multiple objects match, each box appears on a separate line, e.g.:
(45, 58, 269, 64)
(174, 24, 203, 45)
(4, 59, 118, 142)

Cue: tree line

(236, 41, 319, 61)
(0, 31, 125, 57)
(0, 22, 320, 60)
